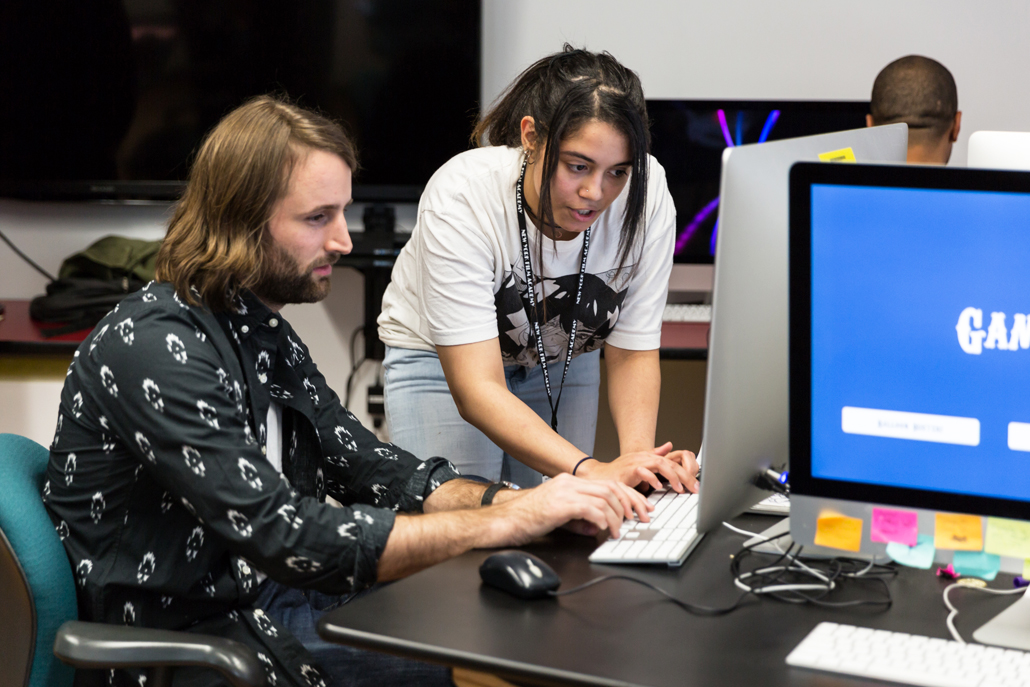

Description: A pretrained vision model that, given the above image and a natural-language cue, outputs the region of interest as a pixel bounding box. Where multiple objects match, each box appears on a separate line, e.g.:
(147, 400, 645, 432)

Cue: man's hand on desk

(576, 442, 699, 495)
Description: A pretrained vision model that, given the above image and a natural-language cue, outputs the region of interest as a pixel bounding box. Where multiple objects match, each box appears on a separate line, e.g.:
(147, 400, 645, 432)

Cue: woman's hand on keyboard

(577, 443, 699, 495)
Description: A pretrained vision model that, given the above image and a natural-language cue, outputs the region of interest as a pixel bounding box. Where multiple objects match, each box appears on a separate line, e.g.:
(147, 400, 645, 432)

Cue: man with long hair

(44, 95, 640, 687)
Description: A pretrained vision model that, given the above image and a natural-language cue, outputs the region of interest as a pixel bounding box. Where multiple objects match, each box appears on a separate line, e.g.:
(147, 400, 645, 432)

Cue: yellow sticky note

(1023, 559, 1030, 578)
(817, 147, 857, 163)
(935, 513, 984, 551)
(814, 513, 863, 552)
(985, 518, 1030, 559)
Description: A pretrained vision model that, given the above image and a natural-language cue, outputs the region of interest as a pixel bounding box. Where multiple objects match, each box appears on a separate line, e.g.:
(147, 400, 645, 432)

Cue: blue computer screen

(810, 183, 1030, 501)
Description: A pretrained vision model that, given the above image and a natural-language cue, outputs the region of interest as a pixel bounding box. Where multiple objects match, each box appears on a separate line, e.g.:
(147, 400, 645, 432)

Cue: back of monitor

(968, 131, 1030, 170)
(696, 123, 908, 534)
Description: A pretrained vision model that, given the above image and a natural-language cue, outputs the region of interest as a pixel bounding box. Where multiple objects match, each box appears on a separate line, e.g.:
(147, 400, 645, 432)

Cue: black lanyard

(515, 156, 592, 432)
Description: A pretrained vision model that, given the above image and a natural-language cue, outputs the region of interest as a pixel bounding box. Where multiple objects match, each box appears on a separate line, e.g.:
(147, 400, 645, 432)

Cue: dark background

(0, 0, 481, 196)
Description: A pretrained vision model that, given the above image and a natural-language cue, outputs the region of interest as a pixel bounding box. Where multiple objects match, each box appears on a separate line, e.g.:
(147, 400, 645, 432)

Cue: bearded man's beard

(252, 242, 336, 306)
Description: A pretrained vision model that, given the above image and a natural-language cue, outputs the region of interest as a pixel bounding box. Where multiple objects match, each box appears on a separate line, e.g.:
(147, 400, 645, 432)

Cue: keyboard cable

(942, 581, 1027, 643)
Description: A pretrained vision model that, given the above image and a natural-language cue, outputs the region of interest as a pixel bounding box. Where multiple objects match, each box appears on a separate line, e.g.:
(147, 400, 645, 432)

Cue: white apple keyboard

(588, 487, 703, 566)
(787, 621, 1030, 687)
(662, 303, 712, 323)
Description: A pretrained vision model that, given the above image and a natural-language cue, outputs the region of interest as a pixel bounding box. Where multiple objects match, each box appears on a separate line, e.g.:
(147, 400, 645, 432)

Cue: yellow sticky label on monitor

(935, 513, 984, 551)
(814, 513, 863, 552)
(985, 518, 1030, 558)
(817, 147, 857, 163)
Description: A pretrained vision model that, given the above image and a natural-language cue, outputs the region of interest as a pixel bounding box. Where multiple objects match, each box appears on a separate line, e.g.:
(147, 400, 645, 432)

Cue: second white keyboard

(589, 487, 702, 566)
(787, 621, 1030, 687)
(662, 303, 712, 323)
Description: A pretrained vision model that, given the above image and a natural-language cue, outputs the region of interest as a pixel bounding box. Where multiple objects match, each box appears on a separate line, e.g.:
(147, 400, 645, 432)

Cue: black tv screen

(648, 100, 870, 264)
(0, 0, 480, 200)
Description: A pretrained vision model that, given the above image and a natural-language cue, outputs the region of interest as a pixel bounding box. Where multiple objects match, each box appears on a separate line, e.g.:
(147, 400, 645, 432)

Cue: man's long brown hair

(156, 95, 358, 312)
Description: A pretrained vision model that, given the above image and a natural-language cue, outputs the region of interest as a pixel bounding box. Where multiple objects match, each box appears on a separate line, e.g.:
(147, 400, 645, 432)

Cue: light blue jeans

(383, 346, 600, 488)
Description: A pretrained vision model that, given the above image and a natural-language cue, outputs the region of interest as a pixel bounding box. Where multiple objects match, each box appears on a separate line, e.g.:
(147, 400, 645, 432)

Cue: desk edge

(316, 619, 642, 687)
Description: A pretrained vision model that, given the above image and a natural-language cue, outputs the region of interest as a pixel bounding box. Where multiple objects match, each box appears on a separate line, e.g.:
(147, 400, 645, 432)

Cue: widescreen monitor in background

(789, 161, 1030, 650)
(0, 0, 480, 201)
(646, 100, 870, 265)
(694, 124, 907, 535)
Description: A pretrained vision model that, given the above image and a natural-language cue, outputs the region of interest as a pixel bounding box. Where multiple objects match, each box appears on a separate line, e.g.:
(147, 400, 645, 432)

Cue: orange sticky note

(814, 513, 863, 552)
(935, 513, 984, 551)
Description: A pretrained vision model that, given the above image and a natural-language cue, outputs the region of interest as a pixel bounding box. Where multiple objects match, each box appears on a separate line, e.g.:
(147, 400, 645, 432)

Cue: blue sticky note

(886, 534, 935, 569)
(952, 551, 1001, 581)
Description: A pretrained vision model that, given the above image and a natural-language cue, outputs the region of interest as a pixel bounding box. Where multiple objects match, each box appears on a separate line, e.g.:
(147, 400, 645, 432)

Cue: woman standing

(378, 47, 697, 502)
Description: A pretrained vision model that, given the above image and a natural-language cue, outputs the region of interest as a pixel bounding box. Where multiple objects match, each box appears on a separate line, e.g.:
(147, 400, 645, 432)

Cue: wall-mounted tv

(647, 100, 870, 264)
(0, 0, 481, 202)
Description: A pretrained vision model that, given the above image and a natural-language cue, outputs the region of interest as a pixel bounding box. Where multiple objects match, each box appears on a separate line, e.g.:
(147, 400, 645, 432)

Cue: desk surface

(319, 516, 1017, 687)
(0, 299, 88, 354)
(658, 321, 708, 360)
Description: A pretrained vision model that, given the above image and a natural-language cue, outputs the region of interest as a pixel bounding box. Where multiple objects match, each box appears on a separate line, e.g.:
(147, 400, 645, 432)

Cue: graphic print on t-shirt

(494, 261, 634, 367)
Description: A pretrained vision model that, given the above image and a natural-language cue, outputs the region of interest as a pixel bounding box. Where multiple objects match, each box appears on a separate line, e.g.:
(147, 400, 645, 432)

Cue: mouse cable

(0, 228, 58, 282)
(942, 581, 1027, 643)
(548, 575, 753, 617)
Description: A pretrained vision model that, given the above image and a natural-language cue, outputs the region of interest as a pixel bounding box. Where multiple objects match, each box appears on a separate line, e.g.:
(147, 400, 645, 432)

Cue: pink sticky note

(870, 508, 919, 547)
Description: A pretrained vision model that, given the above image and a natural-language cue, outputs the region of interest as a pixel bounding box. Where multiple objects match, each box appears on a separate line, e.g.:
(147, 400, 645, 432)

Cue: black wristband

(481, 482, 507, 506)
(572, 456, 594, 476)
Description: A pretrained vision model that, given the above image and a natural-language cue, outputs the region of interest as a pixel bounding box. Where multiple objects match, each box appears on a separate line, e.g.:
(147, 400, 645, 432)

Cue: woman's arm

(603, 344, 661, 454)
(437, 339, 697, 497)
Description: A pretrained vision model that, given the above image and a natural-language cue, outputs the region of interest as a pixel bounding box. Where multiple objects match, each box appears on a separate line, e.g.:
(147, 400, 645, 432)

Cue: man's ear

(866, 114, 875, 128)
(950, 111, 962, 143)
(520, 116, 538, 157)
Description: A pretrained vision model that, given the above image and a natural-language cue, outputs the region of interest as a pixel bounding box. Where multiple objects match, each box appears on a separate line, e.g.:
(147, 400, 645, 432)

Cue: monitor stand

(744, 517, 874, 560)
(972, 591, 1030, 650)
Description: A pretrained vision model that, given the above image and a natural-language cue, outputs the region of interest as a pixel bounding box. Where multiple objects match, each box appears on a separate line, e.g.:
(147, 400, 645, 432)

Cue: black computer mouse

(479, 550, 561, 600)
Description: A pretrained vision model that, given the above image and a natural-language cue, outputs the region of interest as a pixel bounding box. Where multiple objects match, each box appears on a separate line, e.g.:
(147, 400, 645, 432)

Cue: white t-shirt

(378, 145, 675, 368)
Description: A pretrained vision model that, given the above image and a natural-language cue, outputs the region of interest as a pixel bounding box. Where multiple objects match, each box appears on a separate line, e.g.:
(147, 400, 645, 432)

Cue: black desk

(319, 515, 1019, 687)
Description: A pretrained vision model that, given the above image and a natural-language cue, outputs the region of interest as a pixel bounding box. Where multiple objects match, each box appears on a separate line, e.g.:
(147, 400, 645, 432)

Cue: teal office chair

(0, 433, 266, 687)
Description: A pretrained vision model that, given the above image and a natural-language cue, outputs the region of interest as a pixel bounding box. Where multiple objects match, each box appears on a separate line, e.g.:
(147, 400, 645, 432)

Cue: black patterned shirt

(43, 282, 460, 687)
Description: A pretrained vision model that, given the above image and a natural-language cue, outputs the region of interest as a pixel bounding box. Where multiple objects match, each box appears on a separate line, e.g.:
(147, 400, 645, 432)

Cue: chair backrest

(0, 434, 77, 687)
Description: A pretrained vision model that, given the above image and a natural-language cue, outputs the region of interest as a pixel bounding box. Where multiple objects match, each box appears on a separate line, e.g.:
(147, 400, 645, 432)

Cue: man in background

(867, 55, 961, 165)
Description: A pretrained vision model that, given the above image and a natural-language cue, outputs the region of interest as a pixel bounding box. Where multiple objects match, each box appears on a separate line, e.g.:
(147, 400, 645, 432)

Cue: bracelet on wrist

(481, 481, 518, 506)
(572, 456, 595, 476)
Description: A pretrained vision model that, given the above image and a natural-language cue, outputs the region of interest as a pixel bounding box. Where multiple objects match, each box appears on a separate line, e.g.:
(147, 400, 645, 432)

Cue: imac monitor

(968, 131, 1030, 171)
(695, 124, 908, 534)
(646, 100, 871, 265)
(789, 161, 1030, 649)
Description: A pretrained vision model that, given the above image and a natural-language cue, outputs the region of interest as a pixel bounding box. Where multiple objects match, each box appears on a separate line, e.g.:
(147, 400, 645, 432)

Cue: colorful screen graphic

(648, 100, 869, 264)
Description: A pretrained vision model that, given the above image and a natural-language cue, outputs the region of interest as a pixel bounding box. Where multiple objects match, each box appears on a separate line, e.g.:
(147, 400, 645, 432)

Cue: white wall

(483, 0, 1030, 166)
